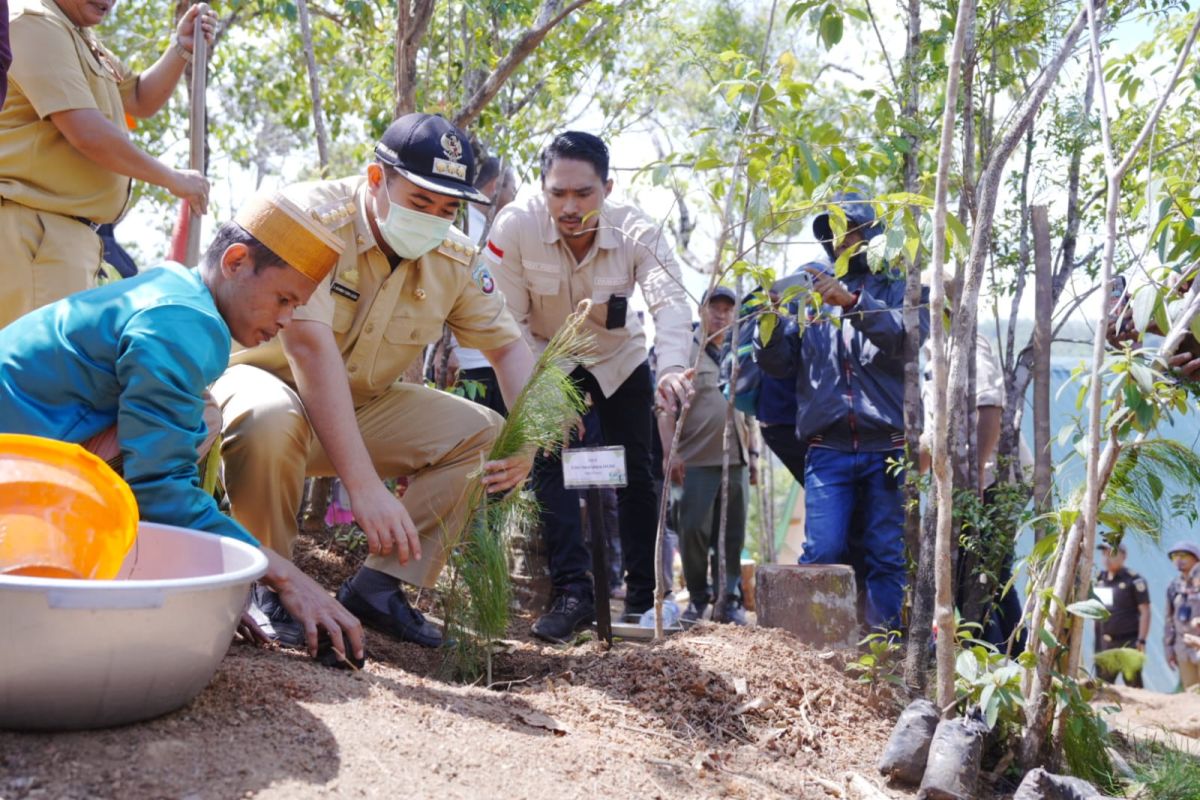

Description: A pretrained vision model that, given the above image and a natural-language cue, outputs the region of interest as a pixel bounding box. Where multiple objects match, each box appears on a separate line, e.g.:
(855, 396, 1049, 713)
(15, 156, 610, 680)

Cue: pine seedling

(441, 301, 595, 681)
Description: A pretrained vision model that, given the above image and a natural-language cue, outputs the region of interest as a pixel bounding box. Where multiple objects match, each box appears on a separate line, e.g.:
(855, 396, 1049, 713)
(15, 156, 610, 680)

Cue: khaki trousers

(1176, 642, 1200, 690)
(212, 364, 503, 588)
(0, 201, 103, 328)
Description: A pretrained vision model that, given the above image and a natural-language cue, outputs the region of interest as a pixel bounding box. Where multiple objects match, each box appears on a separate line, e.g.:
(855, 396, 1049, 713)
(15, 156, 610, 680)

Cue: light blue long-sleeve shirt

(0, 263, 257, 545)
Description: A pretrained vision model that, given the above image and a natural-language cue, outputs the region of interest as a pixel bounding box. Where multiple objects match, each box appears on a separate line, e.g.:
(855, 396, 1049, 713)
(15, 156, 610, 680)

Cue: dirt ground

(0, 531, 920, 800)
(1095, 683, 1200, 757)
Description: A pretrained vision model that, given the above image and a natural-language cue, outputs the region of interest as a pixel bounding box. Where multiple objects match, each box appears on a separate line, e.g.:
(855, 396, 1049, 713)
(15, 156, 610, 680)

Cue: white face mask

(377, 189, 454, 260)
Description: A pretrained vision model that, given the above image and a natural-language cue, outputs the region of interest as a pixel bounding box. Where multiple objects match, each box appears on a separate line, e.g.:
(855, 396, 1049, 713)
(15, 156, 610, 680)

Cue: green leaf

(956, 650, 979, 681)
(1131, 283, 1159, 334)
(818, 7, 844, 49)
(1037, 626, 1060, 650)
(1148, 471, 1164, 501)
(758, 312, 778, 344)
(1066, 598, 1110, 620)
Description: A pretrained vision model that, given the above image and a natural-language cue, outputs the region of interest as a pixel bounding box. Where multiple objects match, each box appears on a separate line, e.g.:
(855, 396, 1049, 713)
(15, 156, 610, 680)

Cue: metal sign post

(563, 446, 627, 646)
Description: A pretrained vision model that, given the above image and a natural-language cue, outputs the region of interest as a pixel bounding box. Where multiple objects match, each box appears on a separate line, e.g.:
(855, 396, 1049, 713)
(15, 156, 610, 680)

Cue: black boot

(531, 590, 595, 643)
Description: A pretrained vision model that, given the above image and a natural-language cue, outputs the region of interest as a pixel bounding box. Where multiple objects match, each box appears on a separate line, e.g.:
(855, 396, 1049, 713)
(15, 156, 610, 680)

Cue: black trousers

(760, 423, 807, 486)
(459, 366, 508, 417)
(532, 362, 658, 610)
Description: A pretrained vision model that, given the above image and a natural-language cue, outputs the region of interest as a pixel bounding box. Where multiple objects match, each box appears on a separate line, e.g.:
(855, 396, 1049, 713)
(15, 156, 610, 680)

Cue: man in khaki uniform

(0, 0, 213, 325)
(1165, 541, 1200, 689)
(213, 114, 535, 648)
(489, 131, 693, 641)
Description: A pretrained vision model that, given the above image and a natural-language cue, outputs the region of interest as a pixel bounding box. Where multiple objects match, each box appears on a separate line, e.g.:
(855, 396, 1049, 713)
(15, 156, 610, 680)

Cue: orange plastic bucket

(0, 434, 138, 580)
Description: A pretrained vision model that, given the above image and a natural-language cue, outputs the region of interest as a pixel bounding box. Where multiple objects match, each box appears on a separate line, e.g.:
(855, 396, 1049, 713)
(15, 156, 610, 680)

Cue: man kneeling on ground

(0, 192, 365, 663)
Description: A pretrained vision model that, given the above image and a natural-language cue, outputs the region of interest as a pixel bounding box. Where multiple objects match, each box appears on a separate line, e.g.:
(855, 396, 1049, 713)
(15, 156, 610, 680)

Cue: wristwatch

(170, 33, 193, 63)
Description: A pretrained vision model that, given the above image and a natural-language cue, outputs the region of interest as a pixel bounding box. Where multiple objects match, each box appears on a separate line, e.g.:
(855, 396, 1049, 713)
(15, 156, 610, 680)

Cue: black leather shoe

(621, 600, 652, 623)
(532, 591, 595, 643)
(248, 583, 305, 648)
(336, 580, 444, 648)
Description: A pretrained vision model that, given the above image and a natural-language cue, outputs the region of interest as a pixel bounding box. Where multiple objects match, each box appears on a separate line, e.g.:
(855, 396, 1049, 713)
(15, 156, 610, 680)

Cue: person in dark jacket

(755, 192, 928, 632)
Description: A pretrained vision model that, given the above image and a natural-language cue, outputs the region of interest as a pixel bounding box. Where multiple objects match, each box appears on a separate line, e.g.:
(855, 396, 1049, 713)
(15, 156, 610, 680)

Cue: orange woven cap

(233, 192, 343, 283)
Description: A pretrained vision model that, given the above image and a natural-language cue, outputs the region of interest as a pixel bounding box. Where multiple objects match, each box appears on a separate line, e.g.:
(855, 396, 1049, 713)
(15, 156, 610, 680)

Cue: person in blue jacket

(755, 192, 928, 633)
(0, 190, 367, 663)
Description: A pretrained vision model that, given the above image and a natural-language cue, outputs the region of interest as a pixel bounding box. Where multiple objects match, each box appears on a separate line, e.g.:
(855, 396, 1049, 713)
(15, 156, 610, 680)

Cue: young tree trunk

(760, 423, 776, 565)
(997, 70, 1095, 484)
(296, 0, 330, 171)
(928, 0, 977, 713)
(1020, 7, 1200, 768)
(1030, 205, 1053, 526)
(899, 0, 931, 696)
(941, 2, 1090, 715)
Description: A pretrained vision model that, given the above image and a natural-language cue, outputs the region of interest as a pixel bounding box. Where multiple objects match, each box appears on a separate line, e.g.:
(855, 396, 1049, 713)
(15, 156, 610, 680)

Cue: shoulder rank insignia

(310, 197, 356, 229)
(437, 237, 475, 266)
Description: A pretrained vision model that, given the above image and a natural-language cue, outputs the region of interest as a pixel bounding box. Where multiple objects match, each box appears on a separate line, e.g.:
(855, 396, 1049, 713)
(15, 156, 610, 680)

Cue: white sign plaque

(562, 446, 628, 489)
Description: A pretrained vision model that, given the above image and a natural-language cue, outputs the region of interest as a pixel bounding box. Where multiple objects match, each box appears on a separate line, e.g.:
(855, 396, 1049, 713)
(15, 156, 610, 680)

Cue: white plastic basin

(0, 522, 267, 730)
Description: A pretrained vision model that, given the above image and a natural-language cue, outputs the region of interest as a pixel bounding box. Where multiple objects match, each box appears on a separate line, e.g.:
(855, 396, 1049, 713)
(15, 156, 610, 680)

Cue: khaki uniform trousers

(0, 200, 103, 327)
(212, 364, 504, 588)
(1175, 641, 1200, 690)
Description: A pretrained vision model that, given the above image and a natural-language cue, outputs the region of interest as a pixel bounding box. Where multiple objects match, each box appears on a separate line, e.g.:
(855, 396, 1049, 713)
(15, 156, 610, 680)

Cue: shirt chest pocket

(73, 37, 124, 123)
(525, 262, 562, 295)
(382, 317, 445, 347)
(332, 295, 357, 333)
(368, 318, 444, 387)
(592, 273, 633, 304)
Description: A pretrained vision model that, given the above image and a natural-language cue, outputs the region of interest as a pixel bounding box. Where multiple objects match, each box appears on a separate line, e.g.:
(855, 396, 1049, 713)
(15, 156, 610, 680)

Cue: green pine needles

(441, 301, 595, 682)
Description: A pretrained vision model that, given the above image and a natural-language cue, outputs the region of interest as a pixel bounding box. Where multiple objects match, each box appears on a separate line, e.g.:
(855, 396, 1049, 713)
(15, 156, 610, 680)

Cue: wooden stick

(185, 8, 207, 266)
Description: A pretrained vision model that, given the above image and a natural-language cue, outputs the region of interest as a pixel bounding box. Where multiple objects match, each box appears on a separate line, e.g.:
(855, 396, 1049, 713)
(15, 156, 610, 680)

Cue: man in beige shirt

(0, 0, 213, 326)
(489, 131, 693, 641)
(213, 114, 535, 649)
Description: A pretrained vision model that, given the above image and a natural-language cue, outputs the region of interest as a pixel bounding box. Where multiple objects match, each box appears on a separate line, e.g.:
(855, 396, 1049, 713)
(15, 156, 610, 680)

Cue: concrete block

(755, 564, 858, 648)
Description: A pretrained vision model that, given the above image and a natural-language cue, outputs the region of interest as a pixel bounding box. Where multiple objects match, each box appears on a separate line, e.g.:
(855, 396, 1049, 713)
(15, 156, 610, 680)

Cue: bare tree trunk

(899, 0, 931, 696)
(1031, 205, 1053, 526)
(760, 421, 776, 565)
(296, 0, 329, 171)
(928, 0, 977, 714)
(394, 0, 437, 117)
(997, 69, 1094, 484)
(1020, 7, 1200, 768)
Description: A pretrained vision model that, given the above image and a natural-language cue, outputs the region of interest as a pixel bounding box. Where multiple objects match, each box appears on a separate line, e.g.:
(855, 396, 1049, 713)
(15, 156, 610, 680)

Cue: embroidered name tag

(331, 282, 360, 301)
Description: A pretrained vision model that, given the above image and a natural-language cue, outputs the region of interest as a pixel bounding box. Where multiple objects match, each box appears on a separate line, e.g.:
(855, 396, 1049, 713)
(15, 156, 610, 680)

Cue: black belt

(71, 215, 103, 232)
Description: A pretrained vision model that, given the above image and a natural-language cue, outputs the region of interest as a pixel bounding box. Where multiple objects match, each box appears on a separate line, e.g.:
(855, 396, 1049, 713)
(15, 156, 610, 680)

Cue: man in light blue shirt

(0, 191, 367, 663)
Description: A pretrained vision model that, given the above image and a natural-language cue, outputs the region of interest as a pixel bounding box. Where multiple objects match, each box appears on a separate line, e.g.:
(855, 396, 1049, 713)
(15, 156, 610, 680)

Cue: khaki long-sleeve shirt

(1, 0, 136, 223)
(230, 176, 521, 407)
(488, 194, 691, 398)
